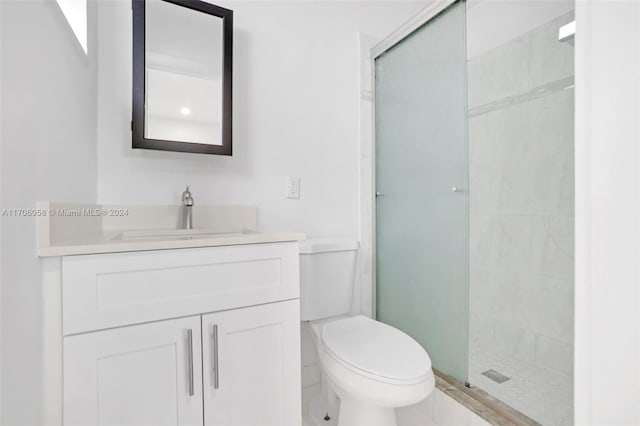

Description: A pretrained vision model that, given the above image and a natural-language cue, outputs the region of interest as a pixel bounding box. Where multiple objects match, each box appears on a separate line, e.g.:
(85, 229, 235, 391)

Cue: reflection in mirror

(146, 1, 223, 145)
(132, 0, 233, 155)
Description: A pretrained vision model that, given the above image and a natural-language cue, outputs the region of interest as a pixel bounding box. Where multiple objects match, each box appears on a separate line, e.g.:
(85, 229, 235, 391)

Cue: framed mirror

(132, 0, 233, 155)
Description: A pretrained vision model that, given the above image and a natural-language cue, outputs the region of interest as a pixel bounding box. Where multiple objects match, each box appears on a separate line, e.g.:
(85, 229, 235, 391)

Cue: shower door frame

(365, 0, 459, 320)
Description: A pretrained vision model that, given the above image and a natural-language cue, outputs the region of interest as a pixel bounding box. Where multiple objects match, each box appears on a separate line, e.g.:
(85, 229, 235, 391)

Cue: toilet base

(337, 394, 397, 426)
(309, 374, 340, 426)
(309, 394, 338, 426)
(309, 391, 398, 426)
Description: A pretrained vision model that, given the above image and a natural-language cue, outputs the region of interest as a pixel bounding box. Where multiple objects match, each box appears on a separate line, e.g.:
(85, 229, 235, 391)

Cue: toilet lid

(321, 316, 432, 382)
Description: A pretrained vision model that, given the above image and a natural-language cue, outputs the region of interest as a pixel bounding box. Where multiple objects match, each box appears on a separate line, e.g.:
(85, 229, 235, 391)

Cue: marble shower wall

(468, 12, 575, 379)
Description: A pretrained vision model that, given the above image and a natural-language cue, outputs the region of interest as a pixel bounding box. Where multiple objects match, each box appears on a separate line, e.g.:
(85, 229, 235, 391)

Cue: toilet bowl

(309, 316, 434, 426)
(299, 238, 434, 426)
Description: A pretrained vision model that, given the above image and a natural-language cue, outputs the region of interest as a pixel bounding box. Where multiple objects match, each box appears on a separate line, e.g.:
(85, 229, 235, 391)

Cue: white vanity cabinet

(202, 301, 301, 426)
(43, 242, 302, 426)
(64, 316, 205, 426)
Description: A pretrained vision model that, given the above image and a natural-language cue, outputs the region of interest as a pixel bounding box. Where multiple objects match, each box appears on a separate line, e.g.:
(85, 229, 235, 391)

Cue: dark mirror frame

(132, 0, 233, 155)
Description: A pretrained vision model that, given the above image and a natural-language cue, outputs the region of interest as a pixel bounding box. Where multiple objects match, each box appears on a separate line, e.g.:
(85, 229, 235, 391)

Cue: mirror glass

(146, 1, 223, 145)
(132, 0, 232, 155)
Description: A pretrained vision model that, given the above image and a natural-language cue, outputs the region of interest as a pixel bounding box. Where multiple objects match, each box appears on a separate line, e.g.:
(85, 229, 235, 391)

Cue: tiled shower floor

(469, 352, 573, 426)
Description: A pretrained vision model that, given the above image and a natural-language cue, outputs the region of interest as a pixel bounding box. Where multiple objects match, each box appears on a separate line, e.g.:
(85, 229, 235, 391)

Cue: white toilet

(300, 239, 435, 426)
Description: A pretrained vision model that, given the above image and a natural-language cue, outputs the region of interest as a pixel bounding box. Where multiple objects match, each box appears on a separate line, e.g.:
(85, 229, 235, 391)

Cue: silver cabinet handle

(452, 187, 464, 192)
(212, 325, 219, 389)
(375, 191, 384, 197)
(187, 329, 194, 396)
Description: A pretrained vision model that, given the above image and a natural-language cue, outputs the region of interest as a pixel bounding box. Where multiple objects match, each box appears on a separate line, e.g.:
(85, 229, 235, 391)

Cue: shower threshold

(433, 370, 542, 426)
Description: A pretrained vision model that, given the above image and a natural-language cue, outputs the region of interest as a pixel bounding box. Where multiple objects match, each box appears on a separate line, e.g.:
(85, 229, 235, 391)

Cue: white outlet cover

(286, 176, 300, 199)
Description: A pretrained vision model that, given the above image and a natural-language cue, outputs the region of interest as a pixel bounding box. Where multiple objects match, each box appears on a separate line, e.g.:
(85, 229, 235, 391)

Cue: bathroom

(0, 0, 639, 425)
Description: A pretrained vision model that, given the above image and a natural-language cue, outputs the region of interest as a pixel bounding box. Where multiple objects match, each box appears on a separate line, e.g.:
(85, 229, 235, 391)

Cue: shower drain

(481, 369, 511, 383)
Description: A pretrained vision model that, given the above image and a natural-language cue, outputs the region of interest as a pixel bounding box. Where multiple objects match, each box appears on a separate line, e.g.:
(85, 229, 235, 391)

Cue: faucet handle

(182, 185, 194, 206)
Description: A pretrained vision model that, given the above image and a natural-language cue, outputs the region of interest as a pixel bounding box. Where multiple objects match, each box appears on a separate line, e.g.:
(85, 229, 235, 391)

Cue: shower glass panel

(375, 1, 469, 383)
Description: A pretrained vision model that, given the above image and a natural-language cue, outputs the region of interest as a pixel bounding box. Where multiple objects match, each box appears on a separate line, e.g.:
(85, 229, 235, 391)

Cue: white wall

(574, 1, 640, 424)
(97, 0, 426, 239)
(0, 1, 98, 424)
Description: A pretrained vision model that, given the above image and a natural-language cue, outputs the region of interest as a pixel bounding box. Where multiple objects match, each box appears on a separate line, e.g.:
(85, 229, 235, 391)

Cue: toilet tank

(299, 239, 360, 321)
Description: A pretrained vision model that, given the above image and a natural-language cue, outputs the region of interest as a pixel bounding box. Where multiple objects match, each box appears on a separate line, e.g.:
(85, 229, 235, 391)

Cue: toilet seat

(321, 316, 432, 385)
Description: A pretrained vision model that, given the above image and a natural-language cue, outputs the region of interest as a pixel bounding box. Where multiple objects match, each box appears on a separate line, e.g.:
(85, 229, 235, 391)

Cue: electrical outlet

(286, 176, 301, 199)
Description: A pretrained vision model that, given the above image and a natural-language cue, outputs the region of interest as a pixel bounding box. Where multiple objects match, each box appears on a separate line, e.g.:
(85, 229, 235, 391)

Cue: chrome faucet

(182, 186, 194, 230)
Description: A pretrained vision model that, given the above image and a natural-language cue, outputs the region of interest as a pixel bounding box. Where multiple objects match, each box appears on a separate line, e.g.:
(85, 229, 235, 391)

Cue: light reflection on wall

(55, 0, 87, 54)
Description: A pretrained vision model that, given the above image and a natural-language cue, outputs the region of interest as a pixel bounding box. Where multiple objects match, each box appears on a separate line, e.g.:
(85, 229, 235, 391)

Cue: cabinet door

(202, 300, 301, 426)
(64, 316, 203, 426)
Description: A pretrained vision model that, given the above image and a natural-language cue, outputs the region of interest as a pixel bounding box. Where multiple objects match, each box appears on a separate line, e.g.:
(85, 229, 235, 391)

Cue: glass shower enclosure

(374, 1, 574, 424)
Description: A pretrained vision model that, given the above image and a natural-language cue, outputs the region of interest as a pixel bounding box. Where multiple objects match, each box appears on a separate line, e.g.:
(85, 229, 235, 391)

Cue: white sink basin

(113, 228, 258, 241)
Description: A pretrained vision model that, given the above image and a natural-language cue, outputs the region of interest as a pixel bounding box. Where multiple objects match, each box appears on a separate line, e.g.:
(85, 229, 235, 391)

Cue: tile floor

(302, 382, 490, 426)
(469, 351, 573, 426)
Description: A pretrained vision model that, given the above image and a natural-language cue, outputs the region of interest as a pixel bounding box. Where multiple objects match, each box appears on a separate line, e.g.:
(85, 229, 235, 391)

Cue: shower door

(374, 1, 469, 382)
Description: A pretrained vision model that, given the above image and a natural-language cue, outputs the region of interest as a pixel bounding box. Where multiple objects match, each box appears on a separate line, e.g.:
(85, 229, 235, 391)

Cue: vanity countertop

(37, 202, 305, 257)
(38, 230, 306, 257)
